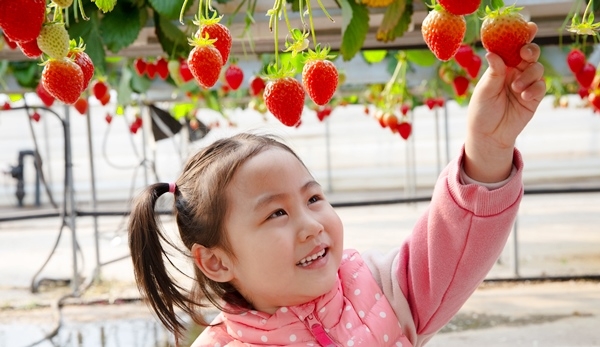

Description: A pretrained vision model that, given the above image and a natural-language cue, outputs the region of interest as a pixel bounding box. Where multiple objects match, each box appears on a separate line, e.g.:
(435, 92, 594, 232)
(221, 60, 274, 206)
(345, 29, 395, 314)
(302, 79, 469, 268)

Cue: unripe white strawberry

(37, 23, 70, 59)
(52, 0, 73, 8)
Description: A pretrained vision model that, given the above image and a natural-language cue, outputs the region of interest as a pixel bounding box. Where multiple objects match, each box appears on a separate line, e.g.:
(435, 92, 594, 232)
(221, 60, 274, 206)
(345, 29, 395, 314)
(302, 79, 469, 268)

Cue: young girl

(129, 24, 545, 347)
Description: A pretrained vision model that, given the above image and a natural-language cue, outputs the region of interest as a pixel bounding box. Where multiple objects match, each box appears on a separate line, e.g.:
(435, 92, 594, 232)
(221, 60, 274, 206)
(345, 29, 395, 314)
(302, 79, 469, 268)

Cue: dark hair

(128, 133, 303, 339)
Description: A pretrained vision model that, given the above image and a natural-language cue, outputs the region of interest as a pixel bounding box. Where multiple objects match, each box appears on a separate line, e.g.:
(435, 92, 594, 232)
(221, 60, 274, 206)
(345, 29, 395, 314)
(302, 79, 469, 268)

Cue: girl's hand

(464, 22, 546, 183)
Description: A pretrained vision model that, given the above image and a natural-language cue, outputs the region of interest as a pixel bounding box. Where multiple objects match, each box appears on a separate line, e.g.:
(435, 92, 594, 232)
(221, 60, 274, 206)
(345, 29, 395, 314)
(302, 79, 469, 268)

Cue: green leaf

(92, 0, 117, 12)
(154, 12, 191, 59)
(464, 13, 480, 44)
(490, 0, 504, 10)
(67, 5, 106, 74)
(339, 0, 369, 61)
(148, 0, 191, 20)
(100, 1, 143, 53)
(362, 50, 387, 64)
(9, 61, 41, 89)
(376, 0, 407, 42)
(405, 49, 436, 67)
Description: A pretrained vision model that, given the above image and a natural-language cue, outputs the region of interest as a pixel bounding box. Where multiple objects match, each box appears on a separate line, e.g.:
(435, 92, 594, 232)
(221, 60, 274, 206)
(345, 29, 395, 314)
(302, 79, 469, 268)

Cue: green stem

(272, 0, 281, 67)
(305, 0, 317, 48)
(315, 0, 334, 21)
(282, 4, 293, 33)
(180, 0, 190, 23)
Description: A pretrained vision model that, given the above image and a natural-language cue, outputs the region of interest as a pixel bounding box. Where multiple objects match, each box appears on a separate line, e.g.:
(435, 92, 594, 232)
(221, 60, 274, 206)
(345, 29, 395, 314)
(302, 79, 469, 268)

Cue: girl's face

(224, 147, 343, 314)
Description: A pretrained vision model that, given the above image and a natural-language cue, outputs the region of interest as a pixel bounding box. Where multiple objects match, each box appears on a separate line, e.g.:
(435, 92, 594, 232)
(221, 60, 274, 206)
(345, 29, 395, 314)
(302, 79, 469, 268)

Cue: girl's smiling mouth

(296, 248, 328, 267)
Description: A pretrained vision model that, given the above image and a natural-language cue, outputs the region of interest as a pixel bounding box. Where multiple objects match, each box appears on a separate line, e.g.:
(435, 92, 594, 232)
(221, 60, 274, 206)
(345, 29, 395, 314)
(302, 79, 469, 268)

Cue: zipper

(304, 314, 338, 347)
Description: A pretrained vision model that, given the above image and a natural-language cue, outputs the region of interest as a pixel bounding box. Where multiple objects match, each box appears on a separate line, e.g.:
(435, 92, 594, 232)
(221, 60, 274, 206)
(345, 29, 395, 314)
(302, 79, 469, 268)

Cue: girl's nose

(297, 211, 323, 241)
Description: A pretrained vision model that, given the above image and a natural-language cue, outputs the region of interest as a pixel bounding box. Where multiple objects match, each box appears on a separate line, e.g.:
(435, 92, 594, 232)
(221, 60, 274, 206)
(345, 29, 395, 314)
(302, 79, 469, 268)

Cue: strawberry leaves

(339, 0, 369, 61)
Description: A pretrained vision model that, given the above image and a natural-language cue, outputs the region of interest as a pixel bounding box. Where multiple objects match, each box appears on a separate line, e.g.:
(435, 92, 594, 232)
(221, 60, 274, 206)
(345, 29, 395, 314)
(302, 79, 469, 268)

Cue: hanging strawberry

(41, 58, 84, 105)
(0, 0, 46, 43)
(187, 36, 223, 89)
(224, 64, 244, 90)
(302, 45, 338, 106)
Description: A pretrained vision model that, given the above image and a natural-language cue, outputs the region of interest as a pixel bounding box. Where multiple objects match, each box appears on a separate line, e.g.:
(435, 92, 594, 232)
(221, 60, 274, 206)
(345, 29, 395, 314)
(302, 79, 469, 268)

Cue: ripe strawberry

(105, 113, 113, 124)
(435, 96, 445, 107)
(37, 23, 71, 59)
(452, 75, 470, 97)
(134, 58, 147, 76)
(578, 86, 590, 100)
(589, 90, 600, 111)
(30, 111, 41, 122)
(383, 112, 399, 129)
(18, 39, 43, 59)
(466, 54, 482, 78)
(92, 80, 109, 101)
(3, 33, 17, 50)
(421, 6, 466, 61)
(264, 77, 305, 127)
(179, 58, 194, 82)
(225, 64, 244, 90)
(74, 98, 88, 115)
(187, 39, 223, 89)
(99, 92, 111, 106)
(68, 49, 94, 90)
(146, 62, 157, 79)
(2, 102, 10, 110)
(576, 63, 596, 89)
(397, 122, 412, 140)
(567, 48, 586, 74)
(52, 0, 73, 8)
(480, 6, 529, 68)
(0, 0, 46, 43)
(36, 82, 55, 107)
(438, 0, 481, 15)
(42, 58, 84, 105)
(400, 104, 410, 115)
(454, 44, 474, 69)
(302, 57, 338, 106)
(249, 76, 266, 96)
(155, 57, 169, 79)
(425, 98, 436, 110)
(197, 22, 232, 65)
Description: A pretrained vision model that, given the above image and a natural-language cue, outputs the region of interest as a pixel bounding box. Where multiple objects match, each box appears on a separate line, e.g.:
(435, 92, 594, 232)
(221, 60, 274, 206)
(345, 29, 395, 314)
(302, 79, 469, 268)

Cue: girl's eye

(308, 195, 321, 204)
(268, 209, 287, 219)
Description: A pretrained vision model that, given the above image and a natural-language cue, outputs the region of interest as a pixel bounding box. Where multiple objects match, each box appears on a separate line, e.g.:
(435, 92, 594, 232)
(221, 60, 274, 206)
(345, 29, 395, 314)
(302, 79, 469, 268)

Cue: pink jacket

(192, 149, 524, 347)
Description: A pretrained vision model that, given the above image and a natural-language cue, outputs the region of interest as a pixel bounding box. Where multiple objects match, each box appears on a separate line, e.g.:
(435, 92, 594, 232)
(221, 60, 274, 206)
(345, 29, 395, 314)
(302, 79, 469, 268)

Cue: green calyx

(193, 12, 223, 27)
(484, 4, 524, 19)
(188, 34, 217, 48)
(304, 44, 336, 62)
(68, 38, 86, 54)
(264, 61, 296, 80)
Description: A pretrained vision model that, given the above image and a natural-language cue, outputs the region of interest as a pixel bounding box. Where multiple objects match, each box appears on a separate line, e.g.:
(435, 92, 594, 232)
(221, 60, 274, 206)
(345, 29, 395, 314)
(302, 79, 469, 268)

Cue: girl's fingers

(512, 62, 544, 93)
(527, 22, 538, 43)
(521, 79, 547, 102)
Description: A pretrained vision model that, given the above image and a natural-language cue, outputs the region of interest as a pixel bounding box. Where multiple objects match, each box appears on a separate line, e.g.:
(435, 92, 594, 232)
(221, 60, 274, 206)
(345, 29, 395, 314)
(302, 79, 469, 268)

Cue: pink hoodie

(192, 148, 524, 347)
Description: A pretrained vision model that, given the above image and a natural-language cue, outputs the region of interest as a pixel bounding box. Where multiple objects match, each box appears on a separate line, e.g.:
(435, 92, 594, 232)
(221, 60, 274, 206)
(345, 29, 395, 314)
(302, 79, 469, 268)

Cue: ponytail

(128, 182, 203, 340)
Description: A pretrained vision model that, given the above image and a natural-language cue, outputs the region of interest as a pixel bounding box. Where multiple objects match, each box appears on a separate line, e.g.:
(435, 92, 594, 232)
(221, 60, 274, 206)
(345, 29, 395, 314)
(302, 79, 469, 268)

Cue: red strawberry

(383, 112, 399, 129)
(397, 122, 412, 140)
(187, 39, 223, 89)
(264, 77, 305, 127)
(438, 0, 481, 15)
(30, 111, 41, 122)
(589, 90, 600, 111)
(425, 98, 436, 110)
(578, 86, 590, 100)
(197, 22, 232, 65)
(69, 50, 94, 90)
(302, 56, 338, 106)
(155, 57, 169, 79)
(454, 44, 474, 68)
(466, 54, 482, 78)
(225, 64, 244, 90)
(452, 75, 469, 96)
(3, 33, 17, 50)
(18, 39, 42, 59)
(576, 63, 596, 89)
(92, 80, 109, 101)
(74, 98, 88, 115)
(146, 62, 157, 79)
(421, 6, 466, 61)
(36, 82, 55, 107)
(179, 58, 194, 82)
(0, 0, 46, 43)
(567, 48, 586, 74)
(400, 104, 410, 115)
(480, 6, 529, 68)
(2, 102, 10, 110)
(249, 76, 266, 96)
(134, 58, 147, 76)
(435, 96, 445, 107)
(105, 113, 113, 124)
(42, 58, 84, 105)
(99, 92, 111, 106)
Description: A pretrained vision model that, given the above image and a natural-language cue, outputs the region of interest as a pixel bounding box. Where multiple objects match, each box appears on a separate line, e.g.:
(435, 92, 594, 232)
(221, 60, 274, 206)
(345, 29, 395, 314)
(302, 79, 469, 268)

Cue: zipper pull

(305, 314, 338, 347)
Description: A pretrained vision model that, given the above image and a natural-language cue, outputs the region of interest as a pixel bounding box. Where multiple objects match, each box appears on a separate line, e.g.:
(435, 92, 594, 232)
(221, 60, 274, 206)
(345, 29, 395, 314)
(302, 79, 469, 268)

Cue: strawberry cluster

(0, 0, 96, 106)
(133, 57, 170, 80)
(568, 48, 600, 111)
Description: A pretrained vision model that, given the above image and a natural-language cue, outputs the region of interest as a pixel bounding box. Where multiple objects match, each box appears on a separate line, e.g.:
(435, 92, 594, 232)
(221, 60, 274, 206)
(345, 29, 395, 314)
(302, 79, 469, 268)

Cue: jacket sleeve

(363, 147, 524, 346)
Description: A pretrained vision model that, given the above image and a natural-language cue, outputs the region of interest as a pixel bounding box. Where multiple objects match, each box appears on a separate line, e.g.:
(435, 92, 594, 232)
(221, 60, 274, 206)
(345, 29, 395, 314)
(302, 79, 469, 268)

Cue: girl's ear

(191, 244, 234, 283)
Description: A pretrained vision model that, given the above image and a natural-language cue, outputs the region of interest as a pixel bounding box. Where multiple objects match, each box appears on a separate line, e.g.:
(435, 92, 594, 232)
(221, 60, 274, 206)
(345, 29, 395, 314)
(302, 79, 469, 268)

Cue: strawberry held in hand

(421, 5, 466, 61)
(187, 36, 223, 89)
(302, 45, 338, 106)
(264, 77, 305, 127)
(481, 5, 530, 68)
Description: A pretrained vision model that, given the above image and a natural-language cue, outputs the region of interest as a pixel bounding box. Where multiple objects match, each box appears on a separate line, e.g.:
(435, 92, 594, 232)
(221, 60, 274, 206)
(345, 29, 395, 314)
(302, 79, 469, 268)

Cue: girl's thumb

(485, 52, 507, 78)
